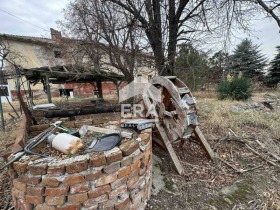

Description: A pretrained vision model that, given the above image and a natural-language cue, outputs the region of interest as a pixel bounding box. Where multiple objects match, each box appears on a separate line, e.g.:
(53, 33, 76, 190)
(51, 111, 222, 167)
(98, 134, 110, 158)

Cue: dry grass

(195, 89, 280, 141)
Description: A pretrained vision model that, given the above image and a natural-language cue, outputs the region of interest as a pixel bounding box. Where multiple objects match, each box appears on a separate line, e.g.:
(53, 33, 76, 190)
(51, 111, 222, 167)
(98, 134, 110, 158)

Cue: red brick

(105, 149, 123, 164)
(98, 198, 117, 209)
(47, 165, 65, 176)
(128, 169, 140, 180)
(27, 186, 44, 196)
(90, 153, 106, 167)
(34, 204, 55, 210)
(42, 177, 60, 187)
(83, 194, 108, 207)
(19, 174, 41, 185)
(12, 188, 25, 198)
(68, 192, 88, 203)
(66, 160, 88, 174)
(121, 156, 133, 167)
(64, 174, 85, 185)
(13, 161, 28, 172)
(88, 185, 111, 198)
(118, 166, 131, 178)
(109, 185, 127, 199)
(115, 197, 130, 209)
(103, 162, 120, 174)
(130, 160, 141, 171)
(111, 176, 128, 189)
(96, 174, 117, 187)
(84, 170, 102, 181)
(119, 140, 139, 156)
(139, 167, 147, 176)
(138, 133, 150, 145)
(45, 186, 69, 196)
(70, 183, 90, 194)
(45, 196, 65, 206)
(132, 150, 144, 163)
(55, 204, 81, 210)
(26, 195, 43, 204)
(28, 164, 47, 175)
(127, 176, 139, 190)
(13, 179, 26, 191)
(130, 189, 144, 204)
(17, 199, 32, 210)
(118, 202, 131, 210)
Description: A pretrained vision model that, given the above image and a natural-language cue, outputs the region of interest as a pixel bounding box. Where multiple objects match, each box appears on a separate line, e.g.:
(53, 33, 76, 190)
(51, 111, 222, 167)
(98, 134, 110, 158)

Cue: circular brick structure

(9, 130, 152, 210)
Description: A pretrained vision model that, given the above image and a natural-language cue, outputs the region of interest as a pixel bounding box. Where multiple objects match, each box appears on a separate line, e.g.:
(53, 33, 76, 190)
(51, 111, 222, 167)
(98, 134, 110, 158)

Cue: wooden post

(96, 79, 103, 99)
(156, 122, 184, 175)
(45, 75, 52, 103)
(193, 126, 216, 160)
(27, 80, 34, 106)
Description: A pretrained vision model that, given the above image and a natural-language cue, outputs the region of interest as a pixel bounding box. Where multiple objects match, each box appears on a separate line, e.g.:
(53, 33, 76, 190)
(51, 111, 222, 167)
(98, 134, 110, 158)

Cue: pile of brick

(9, 130, 152, 210)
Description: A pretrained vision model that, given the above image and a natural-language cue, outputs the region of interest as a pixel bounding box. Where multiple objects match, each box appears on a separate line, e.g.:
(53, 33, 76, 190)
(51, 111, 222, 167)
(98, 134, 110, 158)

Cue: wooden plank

(87, 126, 133, 139)
(156, 122, 184, 175)
(193, 126, 215, 160)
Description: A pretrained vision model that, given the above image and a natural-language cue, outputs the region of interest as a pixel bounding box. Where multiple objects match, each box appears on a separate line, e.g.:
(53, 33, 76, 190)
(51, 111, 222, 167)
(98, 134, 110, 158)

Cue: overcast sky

(0, 0, 279, 60)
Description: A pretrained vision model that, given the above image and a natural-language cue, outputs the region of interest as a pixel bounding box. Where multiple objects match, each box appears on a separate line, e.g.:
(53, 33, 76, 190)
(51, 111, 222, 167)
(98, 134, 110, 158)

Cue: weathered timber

(193, 126, 215, 160)
(45, 105, 121, 118)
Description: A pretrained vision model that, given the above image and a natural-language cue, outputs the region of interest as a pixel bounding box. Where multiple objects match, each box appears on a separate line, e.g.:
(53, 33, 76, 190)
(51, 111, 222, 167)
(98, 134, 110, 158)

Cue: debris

(87, 126, 133, 139)
(32, 103, 56, 110)
(48, 133, 83, 154)
(83, 133, 121, 153)
(121, 119, 155, 131)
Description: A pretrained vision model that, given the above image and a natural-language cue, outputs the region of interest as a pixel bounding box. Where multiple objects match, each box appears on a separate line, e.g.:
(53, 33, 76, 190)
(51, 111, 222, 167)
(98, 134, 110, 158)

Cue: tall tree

(209, 51, 230, 80)
(60, 0, 149, 83)
(265, 46, 280, 87)
(105, 0, 280, 75)
(175, 44, 211, 90)
(230, 38, 267, 78)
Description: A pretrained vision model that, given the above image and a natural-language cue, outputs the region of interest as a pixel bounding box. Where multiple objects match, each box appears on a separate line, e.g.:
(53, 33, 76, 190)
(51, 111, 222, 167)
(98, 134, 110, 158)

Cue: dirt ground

(0, 90, 279, 210)
(146, 89, 280, 210)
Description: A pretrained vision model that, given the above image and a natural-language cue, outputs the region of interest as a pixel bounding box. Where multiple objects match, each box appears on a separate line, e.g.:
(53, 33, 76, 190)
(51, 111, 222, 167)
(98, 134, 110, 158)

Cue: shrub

(217, 75, 252, 100)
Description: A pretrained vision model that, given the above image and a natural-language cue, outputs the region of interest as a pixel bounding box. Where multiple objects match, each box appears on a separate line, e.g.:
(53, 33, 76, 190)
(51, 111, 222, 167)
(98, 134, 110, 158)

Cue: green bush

(217, 76, 252, 100)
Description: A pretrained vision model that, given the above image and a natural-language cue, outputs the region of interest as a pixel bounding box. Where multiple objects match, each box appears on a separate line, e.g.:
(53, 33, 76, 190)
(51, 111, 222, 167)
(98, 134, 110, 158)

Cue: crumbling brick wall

(9, 130, 152, 210)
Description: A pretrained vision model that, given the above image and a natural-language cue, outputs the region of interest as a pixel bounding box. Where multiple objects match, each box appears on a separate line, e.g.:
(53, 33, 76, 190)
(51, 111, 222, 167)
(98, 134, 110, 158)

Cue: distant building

(0, 29, 156, 102)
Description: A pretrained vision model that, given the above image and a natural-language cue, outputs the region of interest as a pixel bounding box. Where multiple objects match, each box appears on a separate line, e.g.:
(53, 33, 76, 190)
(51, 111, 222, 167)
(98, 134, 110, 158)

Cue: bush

(217, 76, 252, 100)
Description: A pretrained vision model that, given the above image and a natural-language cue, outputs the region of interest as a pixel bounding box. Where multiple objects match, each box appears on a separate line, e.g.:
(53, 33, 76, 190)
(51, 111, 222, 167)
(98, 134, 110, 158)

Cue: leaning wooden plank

(156, 123, 184, 175)
(193, 126, 216, 160)
(87, 126, 132, 139)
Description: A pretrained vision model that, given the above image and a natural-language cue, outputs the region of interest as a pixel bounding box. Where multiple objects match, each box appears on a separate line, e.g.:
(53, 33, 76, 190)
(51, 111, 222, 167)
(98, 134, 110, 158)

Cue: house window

(54, 50, 62, 58)
(0, 86, 9, 96)
(0, 78, 8, 85)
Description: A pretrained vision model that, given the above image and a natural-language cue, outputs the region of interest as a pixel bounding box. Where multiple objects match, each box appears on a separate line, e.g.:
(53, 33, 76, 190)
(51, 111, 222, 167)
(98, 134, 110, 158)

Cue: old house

(0, 28, 156, 102)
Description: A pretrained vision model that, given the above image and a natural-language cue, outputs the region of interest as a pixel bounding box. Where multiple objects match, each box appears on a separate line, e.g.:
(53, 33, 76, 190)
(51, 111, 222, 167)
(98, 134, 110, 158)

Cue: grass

(194, 89, 280, 140)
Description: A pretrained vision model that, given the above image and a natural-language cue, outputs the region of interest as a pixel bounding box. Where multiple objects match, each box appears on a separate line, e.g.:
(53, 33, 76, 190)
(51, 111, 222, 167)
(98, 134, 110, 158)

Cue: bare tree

(61, 0, 280, 76)
(105, 0, 280, 75)
(60, 0, 150, 83)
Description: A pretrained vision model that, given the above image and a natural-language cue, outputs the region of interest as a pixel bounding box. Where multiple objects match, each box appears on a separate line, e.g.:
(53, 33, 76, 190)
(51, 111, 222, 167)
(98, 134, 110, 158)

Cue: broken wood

(245, 143, 280, 169)
(255, 140, 280, 162)
(218, 156, 263, 173)
(87, 126, 133, 139)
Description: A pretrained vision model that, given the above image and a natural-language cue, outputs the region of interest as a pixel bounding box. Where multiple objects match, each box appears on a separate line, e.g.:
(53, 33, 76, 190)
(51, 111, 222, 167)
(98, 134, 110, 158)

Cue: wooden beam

(156, 122, 184, 175)
(96, 79, 103, 99)
(193, 126, 215, 160)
